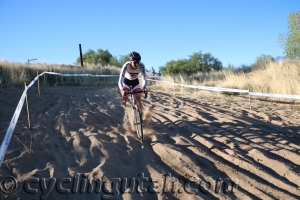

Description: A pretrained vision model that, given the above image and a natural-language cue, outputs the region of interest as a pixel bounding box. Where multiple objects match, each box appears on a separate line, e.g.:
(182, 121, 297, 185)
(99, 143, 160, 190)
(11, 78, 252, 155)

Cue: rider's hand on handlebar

(143, 88, 148, 98)
(121, 89, 127, 98)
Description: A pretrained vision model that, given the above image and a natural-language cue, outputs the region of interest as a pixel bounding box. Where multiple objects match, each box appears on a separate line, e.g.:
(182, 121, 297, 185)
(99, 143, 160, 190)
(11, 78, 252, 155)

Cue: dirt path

(0, 85, 299, 199)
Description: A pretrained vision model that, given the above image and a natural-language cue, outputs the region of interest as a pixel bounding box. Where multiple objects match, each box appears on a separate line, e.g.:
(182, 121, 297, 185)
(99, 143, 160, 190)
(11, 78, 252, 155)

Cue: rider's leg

(121, 89, 129, 107)
(123, 94, 129, 107)
(133, 87, 143, 114)
(136, 93, 143, 114)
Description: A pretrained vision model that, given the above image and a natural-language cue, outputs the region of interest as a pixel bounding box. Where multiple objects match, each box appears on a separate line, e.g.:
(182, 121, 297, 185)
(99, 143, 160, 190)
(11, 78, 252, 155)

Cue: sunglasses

(132, 60, 140, 65)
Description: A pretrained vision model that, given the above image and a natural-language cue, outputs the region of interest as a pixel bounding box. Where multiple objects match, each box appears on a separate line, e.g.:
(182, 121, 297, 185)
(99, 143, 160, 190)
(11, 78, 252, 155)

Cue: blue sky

(0, 0, 299, 71)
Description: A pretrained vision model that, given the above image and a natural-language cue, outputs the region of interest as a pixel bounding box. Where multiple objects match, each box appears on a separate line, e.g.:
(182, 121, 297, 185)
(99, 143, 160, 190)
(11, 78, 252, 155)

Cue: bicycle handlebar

(123, 89, 147, 99)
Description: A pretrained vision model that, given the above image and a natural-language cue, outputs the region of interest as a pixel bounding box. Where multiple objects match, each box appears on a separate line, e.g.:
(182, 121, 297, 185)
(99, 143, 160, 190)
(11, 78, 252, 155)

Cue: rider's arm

(141, 63, 147, 89)
(118, 62, 128, 90)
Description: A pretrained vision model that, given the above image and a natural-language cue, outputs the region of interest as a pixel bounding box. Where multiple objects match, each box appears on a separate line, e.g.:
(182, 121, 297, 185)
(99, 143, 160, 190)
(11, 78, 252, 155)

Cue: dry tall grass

(220, 60, 300, 95)
(0, 61, 30, 87)
(0, 60, 121, 86)
(148, 60, 300, 99)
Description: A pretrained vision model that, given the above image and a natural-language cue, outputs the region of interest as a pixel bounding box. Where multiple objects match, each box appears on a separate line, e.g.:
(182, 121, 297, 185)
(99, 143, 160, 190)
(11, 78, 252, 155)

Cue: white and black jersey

(118, 61, 147, 90)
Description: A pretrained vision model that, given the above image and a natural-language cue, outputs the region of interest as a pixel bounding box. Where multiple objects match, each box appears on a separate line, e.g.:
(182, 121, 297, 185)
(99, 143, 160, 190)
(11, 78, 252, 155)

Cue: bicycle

(123, 86, 147, 143)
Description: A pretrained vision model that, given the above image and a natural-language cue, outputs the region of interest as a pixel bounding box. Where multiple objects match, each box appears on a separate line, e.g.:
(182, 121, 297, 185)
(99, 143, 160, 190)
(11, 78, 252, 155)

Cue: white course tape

(147, 76, 161, 78)
(45, 72, 61, 75)
(91, 75, 119, 77)
(146, 78, 249, 93)
(60, 74, 91, 77)
(27, 77, 37, 88)
(195, 86, 249, 93)
(147, 78, 300, 98)
(44, 72, 119, 77)
(249, 92, 300, 99)
(0, 87, 28, 166)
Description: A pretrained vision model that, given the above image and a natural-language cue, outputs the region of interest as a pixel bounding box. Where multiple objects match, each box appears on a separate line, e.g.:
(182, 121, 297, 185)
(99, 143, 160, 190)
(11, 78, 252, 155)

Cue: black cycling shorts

(123, 78, 140, 90)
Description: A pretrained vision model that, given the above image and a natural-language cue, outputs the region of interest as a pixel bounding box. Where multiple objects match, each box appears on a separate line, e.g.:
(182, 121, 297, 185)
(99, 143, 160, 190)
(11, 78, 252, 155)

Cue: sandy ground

(0, 85, 300, 200)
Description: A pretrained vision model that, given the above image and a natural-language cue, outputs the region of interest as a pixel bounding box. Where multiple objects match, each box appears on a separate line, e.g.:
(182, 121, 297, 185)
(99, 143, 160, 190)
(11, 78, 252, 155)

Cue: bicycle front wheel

(133, 104, 143, 142)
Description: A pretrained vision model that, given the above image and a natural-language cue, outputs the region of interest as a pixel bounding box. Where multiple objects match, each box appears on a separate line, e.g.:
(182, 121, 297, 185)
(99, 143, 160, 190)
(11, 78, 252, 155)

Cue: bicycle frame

(124, 87, 147, 105)
(123, 87, 146, 142)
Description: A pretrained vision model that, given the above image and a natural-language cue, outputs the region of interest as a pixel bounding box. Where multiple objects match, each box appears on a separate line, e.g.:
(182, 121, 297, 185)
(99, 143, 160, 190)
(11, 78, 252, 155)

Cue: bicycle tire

(132, 104, 143, 142)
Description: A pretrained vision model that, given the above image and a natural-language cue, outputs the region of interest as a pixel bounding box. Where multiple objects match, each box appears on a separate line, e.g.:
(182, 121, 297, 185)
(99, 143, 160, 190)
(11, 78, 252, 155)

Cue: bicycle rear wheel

(132, 104, 143, 142)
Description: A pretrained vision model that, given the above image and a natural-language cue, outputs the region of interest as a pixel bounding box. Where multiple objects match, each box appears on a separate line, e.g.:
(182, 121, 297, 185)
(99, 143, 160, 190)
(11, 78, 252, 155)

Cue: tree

(159, 66, 166, 74)
(279, 11, 300, 59)
(95, 49, 113, 66)
(160, 51, 223, 75)
(118, 55, 130, 66)
(226, 64, 235, 71)
(76, 49, 97, 64)
(251, 54, 274, 70)
(109, 56, 121, 67)
(76, 48, 125, 66)
(187, 52, 202, 74)
(200, 52, 222, 72)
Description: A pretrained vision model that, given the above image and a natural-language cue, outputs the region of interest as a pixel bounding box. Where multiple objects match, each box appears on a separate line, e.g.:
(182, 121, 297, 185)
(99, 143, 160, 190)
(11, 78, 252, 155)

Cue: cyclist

(151, 67, 156, 76)
(118, 51, 148, 114)
(157, 71, 161, 79)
